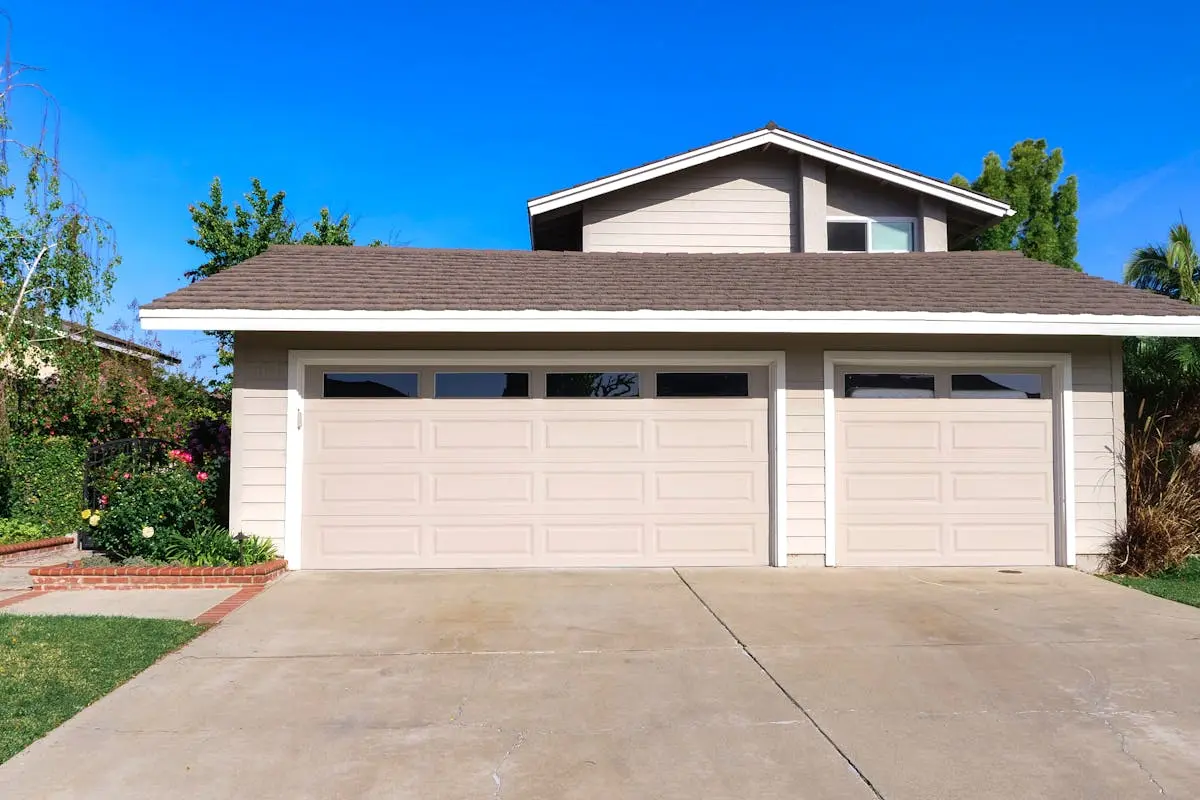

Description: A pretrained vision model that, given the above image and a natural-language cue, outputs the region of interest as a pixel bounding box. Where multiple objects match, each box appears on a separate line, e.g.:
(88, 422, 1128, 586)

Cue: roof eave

(139, 308, 1200, 338)
(527, 128, 1014, 220)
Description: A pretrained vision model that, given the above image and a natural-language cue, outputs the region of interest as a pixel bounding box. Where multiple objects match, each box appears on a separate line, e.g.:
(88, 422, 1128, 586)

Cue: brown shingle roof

(143, 245, 1200, 317)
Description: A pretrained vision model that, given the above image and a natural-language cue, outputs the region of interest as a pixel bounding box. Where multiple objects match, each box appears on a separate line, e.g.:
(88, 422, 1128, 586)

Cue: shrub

(88, 455, 216, 560)
(1105, 403, 1200, 575)
(7, 437, 86, 538)
(160, 525, 277, 567)
(0, 518, 45, 545)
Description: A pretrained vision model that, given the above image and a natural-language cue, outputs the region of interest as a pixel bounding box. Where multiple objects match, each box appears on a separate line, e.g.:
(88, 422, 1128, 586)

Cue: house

(140, 124, 1200, 571)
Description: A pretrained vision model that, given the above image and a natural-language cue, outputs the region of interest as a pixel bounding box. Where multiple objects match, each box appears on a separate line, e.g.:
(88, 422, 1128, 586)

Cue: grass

(1108, 557, 1200, 608)
(0, 615, 203, 763)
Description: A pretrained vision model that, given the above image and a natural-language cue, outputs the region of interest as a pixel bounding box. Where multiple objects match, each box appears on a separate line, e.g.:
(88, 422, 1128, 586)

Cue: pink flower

(61, 414, 69, 422)
(181, 452, 194, 464)
(196, 471, 209, 482)
(122, 472, 131, 479)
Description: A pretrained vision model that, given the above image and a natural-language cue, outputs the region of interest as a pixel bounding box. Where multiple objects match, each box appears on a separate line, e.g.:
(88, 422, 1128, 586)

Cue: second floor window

(827, 219, 915, 253)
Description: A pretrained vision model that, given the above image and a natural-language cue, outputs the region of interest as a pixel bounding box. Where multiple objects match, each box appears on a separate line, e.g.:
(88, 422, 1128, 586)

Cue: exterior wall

(918, 196, 948, 252)
(232, 332, 1124, 566)
(825, 170, 918, 218)
(581, 150, 795, 253)
(799, 157, 827, 252)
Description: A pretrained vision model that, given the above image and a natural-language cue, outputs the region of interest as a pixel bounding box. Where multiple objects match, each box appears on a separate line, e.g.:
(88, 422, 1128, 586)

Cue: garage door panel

(841, 419, 940, 453)
(951, 520, 1054, 555)
(545, 523, 645, 556)
(654, 518, 764, 557)
(544, 418, 644, 450)
(431, 472, 534, 504)
(315, 417, 422, 455)
(542, 470, 646, 503)
(432, 418, 534, 453)
(951, 472, 1051, 504)
(308, 520, 422, 559)
(842, 471, 941, 503)
(843, 521, 943, 557)
(949, 419, 1051, 454)
(433, 523, 535, 556)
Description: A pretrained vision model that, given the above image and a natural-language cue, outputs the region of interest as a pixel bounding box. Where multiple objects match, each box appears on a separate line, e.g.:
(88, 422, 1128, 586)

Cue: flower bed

(0, 536, 77, 565)
(29, 558, 288, 590)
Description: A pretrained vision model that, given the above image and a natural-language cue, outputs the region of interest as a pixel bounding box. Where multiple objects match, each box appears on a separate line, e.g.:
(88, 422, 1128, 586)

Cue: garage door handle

(296, 410, 303, 430)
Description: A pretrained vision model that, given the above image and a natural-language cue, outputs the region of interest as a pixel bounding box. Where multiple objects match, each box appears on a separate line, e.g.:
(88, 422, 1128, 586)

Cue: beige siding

(230, 333, 289, 550)
(581, 150, 795, 253)
(826, 169, 918, 218)
(918, 196, 948, 252)
(799, 157, 827, 252)
(230, 332, 1124, 567)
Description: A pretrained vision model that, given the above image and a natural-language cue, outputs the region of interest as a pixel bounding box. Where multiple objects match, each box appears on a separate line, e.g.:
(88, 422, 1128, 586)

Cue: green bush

(7, 437, 85, 538)
(160, 524, 277, 567)
(89, 458, 216, 560)
(0, 518, 46, 544)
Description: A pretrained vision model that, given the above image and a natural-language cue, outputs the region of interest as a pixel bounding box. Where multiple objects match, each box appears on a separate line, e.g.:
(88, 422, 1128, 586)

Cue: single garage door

(835, 368, 1057, 566)
(301, 364, 770, 568)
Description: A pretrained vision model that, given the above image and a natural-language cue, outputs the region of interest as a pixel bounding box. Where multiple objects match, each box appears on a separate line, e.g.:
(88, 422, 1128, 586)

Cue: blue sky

(8, 0, 1199, 373)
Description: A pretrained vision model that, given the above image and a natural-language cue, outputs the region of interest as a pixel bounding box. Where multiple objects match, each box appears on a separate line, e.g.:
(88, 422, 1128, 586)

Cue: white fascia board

(139, 307, 1200, 338)
(526, 129, 1013, 219)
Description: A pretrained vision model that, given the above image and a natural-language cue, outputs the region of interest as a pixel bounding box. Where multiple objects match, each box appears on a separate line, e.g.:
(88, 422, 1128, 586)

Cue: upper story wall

(581, 151, 795, 253)
(576, 148, 949, 254)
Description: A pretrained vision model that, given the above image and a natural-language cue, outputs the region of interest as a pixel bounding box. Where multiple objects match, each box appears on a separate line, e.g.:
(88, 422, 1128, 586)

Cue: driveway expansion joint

(672, 568, 887, 800)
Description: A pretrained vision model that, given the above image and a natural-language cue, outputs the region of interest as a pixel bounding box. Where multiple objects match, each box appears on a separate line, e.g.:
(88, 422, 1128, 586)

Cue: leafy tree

(0, 26, 119, 438)
(1123, 220, 1200, 413)
(1125, 219, 1198, 303)
(951, 139, 1080, 270)
(186, 178, 357, 370)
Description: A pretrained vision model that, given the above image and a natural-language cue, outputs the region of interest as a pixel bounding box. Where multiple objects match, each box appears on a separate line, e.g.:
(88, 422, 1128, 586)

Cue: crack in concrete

(1073, 663, 1169, 796)
(672, 569, 886, 800)
(491, 730, 526, 799)
(1104, 718, 1167, 796)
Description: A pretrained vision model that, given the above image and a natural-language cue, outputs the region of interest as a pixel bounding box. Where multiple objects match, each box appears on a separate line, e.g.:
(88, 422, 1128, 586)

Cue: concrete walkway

(3, 567, 1200, 798)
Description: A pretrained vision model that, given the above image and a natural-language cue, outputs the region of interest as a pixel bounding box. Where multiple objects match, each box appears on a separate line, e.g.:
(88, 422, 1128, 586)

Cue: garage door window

(434, 372, 530, 398)
(656, 372, 749, 398)
(547, 372, 640, 398)
(323, 372, 419, 398)
(951, 373, 1043, 399)
(844, 373, 935, 398)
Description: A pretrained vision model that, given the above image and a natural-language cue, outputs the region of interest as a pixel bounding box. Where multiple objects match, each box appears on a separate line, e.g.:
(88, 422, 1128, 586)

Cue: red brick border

(29, 558, 288, 590)
(0, 536, 76, 564)
(0, 590, 39, 610)
(193, 585, 267, 625)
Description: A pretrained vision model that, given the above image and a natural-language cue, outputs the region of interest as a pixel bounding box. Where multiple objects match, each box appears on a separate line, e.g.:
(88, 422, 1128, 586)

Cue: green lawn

(0, 615, 203, 763)
(1108, 558, 1200, 608)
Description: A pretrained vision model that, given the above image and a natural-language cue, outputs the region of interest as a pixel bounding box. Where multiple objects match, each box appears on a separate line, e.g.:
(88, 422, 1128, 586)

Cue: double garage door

(301, 364, 770, 568)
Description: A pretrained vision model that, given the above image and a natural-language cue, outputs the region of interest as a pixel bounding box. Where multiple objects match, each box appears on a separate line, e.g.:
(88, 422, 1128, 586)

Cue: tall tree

(951, 139, 1080, 270)
(0, 21, 119, 436)
(1123, 220, 1200, 412)
(186, 178, 357, 370)
(1125, 219, 1198, 303)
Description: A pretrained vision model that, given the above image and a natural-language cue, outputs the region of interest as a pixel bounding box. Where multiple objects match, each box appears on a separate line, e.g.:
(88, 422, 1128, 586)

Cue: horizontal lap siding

(1073, 341, 1124, 565)
(231, 334, 289, 551)
(785, 348, 825, 558)
(582, 151, 795, 253)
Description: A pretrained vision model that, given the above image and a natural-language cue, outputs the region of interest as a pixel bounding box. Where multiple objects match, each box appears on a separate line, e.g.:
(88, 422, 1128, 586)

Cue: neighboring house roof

(62, 321, 181, 365)
(139, 245, 1200, 337)
(526, 123, 1014, 220)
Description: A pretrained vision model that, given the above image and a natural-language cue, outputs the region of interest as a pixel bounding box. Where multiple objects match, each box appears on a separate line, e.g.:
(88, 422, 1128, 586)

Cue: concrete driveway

(5, 567, 1200, 799)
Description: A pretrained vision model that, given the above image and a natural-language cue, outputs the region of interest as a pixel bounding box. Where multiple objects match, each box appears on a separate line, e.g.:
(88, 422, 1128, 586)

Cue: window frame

(826, 216, 917, 253)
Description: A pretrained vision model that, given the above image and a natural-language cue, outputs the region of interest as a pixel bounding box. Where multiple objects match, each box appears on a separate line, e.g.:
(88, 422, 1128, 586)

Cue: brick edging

(30, 558, 288, 590)
(0, 590, 40, 610)
(194, 585, 267, 625)
(0, 536, 76, 560)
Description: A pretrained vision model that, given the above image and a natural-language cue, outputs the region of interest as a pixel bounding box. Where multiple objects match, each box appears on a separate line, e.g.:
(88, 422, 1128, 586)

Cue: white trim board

(821, 351, 1075, 567)
(282, 349, 789, 570)
(526, 127, 1014, 219)
(140, 308, 1200, 338)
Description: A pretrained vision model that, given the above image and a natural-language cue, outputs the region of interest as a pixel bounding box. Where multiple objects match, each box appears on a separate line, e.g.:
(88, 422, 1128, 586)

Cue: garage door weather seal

(672, 568, 885, 800)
